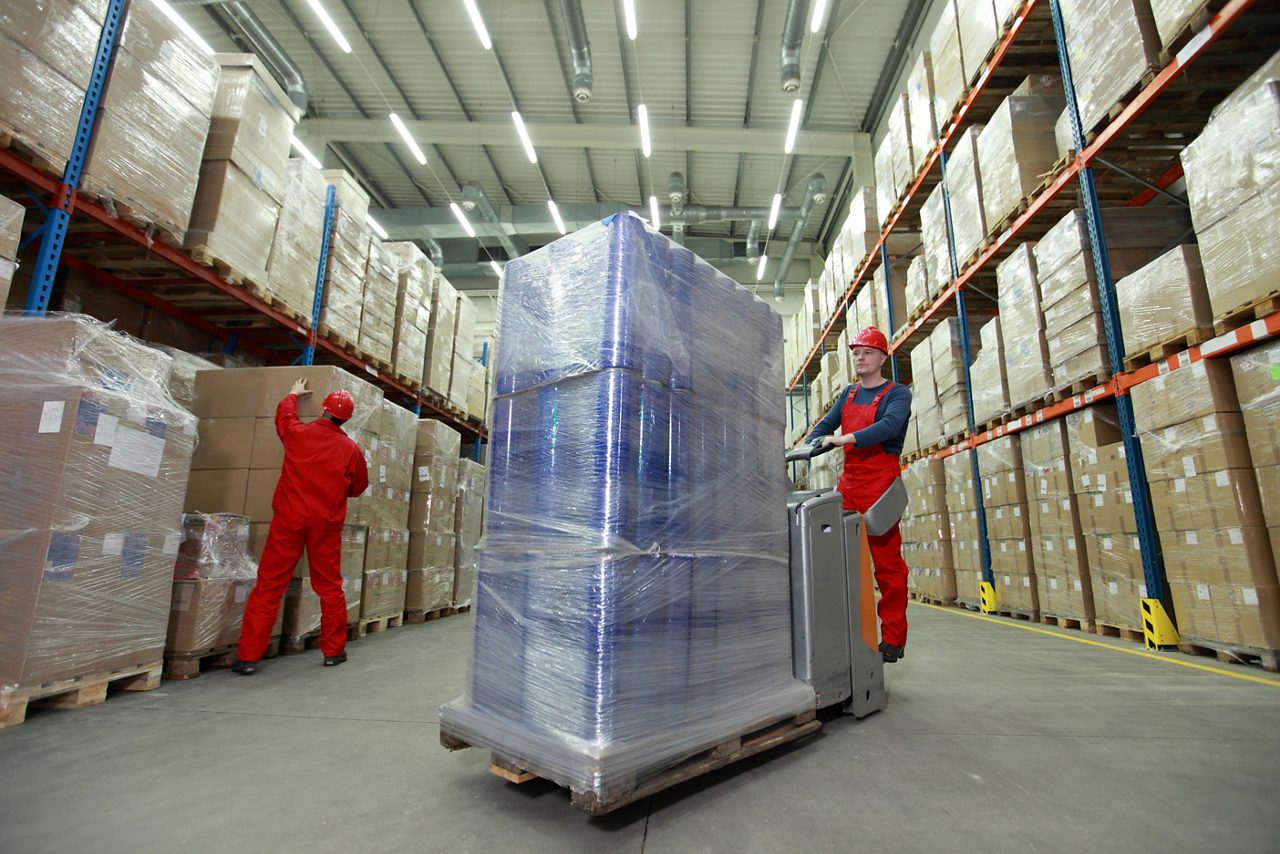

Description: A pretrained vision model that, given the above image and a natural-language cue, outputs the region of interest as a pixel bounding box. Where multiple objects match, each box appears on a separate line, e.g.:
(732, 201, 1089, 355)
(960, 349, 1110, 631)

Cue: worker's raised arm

(804, 385, 851, 444)
(851, 384, 913, 449)
(347, 446, 370, 498)
(275, 379, 311, 440)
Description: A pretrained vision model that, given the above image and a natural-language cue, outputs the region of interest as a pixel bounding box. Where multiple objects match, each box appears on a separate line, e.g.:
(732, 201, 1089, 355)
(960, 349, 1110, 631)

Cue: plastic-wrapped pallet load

(406, 420, 461, 617)
(976, 435, 1036, 610)
(385, 241, 435, 389)
(843, 187, 880, 269)
(440, 212, 814, 800)
(0, 315, 196, 702)
(1063, 404, 1144, 630)
(322, 206, 371, 346)
(453, 458, 486, 608)
(996, 243, 1051, 408)
(976, 93, 1063, 231)
(901, 457, 955, 602)
(970, 316, 1009, 426)
(1180, 76, 1280, 322)
(874, 134, 898, 229)
(359, 240, 397, 367)
(1231, 339, 1280, 581)
(1132, 360, 1279, 651)
(84, 0, 220, 242)
(425, 273, 458, 398)
(0, 194, 24, 309)
(155, 347, 221, 412)
(1149, 0, 1215, 52)
(908, 52, 939, 161)
(944, 126, 987, 268)
(956, 0, 1000, 87)
(1057, 0, 1161, 134)
(887, 94, 915, 200)
(1115, 245, 1214, 361)
(910, 337, 942, 450)
(166, 513, 263, 662)
(944, 451, 983, 597)
(929, 0, 967, 129)
(265, 159, 327, 320)
(319, 169, 370, 223)
(906, 256, 930, 318)
(920, 184, 953, 296)
(931, 315, 984, 437)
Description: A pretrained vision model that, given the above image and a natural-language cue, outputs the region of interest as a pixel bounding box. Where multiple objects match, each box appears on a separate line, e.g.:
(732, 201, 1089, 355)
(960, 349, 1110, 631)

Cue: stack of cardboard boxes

(425, 273, 458, 399)
(281, 526, 365, 647)
(976, 89, 1062, 231)
(453, 458, 487, 608)
(908, 52, 938, 163)
(944, 125, 987, 268)
(997, 243, 1053, 408)
(449, 291, 478, 411)
(969, 317, 1009, 426)
(1058, 0, 1161, 134)
(386, 242, 435, 389)
(1231, 340, 1280, 640)
(976, 435, 1036, 610)
(0, 316, 196, 699)
(1116, 245, 1213, 361)
(184, 55, 297, 286)
(910, 337, 942, 451)
(353, 400, 415, 624)
(265, 158, 328, 320)
(318, 170, 371, 347)
(928, 0, 967, 130)
(1134, 360, 1279, 651)
(0, 194, 22, 309)
(1019, 420, 1086, 620)
(406, 420, 462, 616)
(920, 185, 951, 299)
(930, 316, 982, 438)
(944, 450, 983, 598)
(359, 240, 398, 367)
(901, 457, 955, 602)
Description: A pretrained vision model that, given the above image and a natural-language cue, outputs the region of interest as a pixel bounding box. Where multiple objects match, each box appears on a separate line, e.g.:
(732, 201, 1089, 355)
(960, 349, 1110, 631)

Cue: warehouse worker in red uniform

(233, 379, 369, 675)
(806, 328, 913, 663)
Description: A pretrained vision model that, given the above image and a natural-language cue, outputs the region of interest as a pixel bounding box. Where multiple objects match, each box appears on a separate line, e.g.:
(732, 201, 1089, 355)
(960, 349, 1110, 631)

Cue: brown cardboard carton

(243, 468, 279, 522)
(944, 125, 987, 266)
(1192, 185, 1280, 321)
(319, 169, 370, 223)
(191, 417, 255, 470)
(193, 369, 264, 419)
(1130, 359, 1240, 433)
(185, 160, 281, 284)
(166, 577, 258, 654)
(977, 94, 1063, 228)
(248, 417, 283, 470)
(405, 566, 454, 613)
(1117, 245, 1214, 357)
(254, 366, 382, 431)
(185, 468, 250, 515)
(1230, 337, 1280, 469)
(203, 54, 298, 202)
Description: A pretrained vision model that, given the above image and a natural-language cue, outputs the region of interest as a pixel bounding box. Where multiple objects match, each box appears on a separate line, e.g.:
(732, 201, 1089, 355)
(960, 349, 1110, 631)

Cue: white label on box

(163, 533, 181, 555)
(1068, 539, 1078, 552)
(1109, 581, 1119, 595)
(1182, 457, 1197, 478)
(1050, 578, 1059, 590)
(1082, 473, 1092, 488)
(101, 533, 124, 557)
(1202, 414, 1216, 433)
(1013, 506, 1022, 518)
(379, 464, 387, 484)
(1097, 474, 1107, 491)
(1176, 26, 1213, 66)
(1019, 542, 1027, 552)
(107, 426, 166, 478)
(1196, 583, 1210, 601)
(235, 582, 250, 604)
(1023, 577, 1030, 587)
(1185, 530, 1198, 546)
(1139, 584, 1147, 598)
(1042, 501, 1051, 515)
(1003, 575, 1012, 586)
(1000, 541, 1009, 552)
(1174, 478, 1186, 494)
(94, 413, 119, 447)
(127, 400, 148, 424)
(1102, 536, 1113, 551)
(1062, 499, 1072, 512)
(1124, 489, 1133, 505)
(1215, 470, 1230, 488)
(1074, 579, 1083, 592)
(1040, 479, 1048, 495)
(1094, 495, 1104, 508)
(1046, 540, 1055, 552)
(417, 466, 431, 482)
(1228, 528, 1243, 545)
(1243, 588, 1259, 606)
(1153, 376, 1165, 392)
(38, 400, 65, 433)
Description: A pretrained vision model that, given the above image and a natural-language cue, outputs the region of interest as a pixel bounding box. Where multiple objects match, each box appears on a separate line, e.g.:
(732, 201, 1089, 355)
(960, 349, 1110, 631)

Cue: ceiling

(184, 0, 930, 292)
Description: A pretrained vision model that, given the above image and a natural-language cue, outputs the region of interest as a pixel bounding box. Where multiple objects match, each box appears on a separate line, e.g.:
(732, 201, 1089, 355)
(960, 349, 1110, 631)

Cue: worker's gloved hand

(291, 379, 311, 397)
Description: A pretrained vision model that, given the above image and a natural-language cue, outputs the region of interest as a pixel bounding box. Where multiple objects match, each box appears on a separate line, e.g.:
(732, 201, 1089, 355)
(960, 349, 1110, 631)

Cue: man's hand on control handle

(291, 379, 312, 397)
(819, 434, 856, 448)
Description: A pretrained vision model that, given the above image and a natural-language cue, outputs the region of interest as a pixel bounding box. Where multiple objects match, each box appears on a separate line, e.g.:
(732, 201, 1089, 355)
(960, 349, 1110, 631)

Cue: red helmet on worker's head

(322, 390, 355, 421)
(850, 327, 889, 354)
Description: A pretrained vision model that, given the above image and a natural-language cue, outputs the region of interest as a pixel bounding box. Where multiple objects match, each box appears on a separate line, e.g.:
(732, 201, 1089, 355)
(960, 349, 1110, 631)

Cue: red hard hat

(850, 327, 889, 353)
(323, 389, 355, 421)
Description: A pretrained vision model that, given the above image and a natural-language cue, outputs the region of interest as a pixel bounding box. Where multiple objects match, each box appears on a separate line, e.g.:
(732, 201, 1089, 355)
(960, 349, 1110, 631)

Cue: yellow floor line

(918, 602, 1280, 688)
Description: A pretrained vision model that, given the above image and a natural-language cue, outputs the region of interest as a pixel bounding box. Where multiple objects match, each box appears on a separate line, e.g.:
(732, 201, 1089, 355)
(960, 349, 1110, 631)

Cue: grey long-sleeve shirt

(806, 381, 913, 456)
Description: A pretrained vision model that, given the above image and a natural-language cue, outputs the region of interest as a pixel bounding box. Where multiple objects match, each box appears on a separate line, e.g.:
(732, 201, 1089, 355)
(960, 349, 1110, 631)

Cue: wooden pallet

(186, 245, 263, 289)
(404, 606, 455, 624)
(1178, 638, 1280, 673)
(0, 123, 67, 178)
(1050, 370, 1111, 403)
(164, 637, 283, 677)
(909, 592, 956, 608)
(994, 606, 1038, 623)
(0, 660, 163, 730)
(356, 613, 403, 637)
(1095, 621, 1145, 644)
(1157, 0, 1227, 67)
(446, 708, 822, 817)
(1213, 290, 1280, 336)
(1010, 392, 1054, 420)
(102, 197, 185, 249)
(978, 414, 1012, 434)
(1122, 325, 1215, 371)
(1083, 66, 1161, 141)
(454, 604, 472, 614)
(1040, 613, 1095, 633)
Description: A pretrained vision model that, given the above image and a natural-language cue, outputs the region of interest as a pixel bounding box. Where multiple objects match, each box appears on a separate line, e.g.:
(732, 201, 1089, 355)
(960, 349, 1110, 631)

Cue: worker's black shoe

(231, 659, 258, 675)
(323, 651, 348, 667)
(879, 642, 905, 664)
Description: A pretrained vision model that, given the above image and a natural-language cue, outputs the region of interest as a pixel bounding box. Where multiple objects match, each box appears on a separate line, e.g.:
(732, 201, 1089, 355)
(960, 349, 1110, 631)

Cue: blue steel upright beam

(302, 184, 339, 366)
(938, 150, 994, 586)
(879, 243, 900, 382)
(24, 0, 129, 314)
(1049, 0, 1168, 609)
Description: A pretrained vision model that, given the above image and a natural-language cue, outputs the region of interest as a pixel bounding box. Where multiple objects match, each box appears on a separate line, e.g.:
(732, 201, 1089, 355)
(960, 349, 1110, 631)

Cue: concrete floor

(1, 605, 1278, 853)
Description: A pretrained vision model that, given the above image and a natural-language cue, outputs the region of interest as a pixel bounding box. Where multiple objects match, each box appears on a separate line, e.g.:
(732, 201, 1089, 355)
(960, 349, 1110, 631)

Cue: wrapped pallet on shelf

(929, 0, 967, 129)
(357, 400, 414, 625)
(385, 241, 435, 389)
(930, 315, 984, 437)
(359, 239, 397, 367)
(944, 451, 983, 600)
(997, 243, 1052, 408)
(920, 184, 952, 298)
(842, 187, 880, 270)
(321, 204, 371, 346)
(887, 94, 916, 202)
(908, 51, 939, 162)
(902, 457, 955, 603)
(1132, 360, 1280, 654)
(319, 169, 370, 223)
(265, 158, 327, 320)
(156, 347, 221, 412)
(0, 315, 196, 711)
(910, 338, 943, 450)
(84, 0, 220, 242)
(440, 212, 814, 805)
(450, 293, 478, 409)
(406, 419, 461, 617)
(1115, 245, 1214, 363)
(1057, 0, 1162, 134)
(871, 262, 908, 336)
(976, 92, 1063, 233)
(944, 125, 987, 269)
(970, 315, 1009, 426)
(1231, 339, 1280, 582)
(956, 0, 1000, 87)
(1181, 76, 1280, 324)
(976, 435, 1036, 611)
(453, 458, 486, 608)
(906, 255, 930, 319)
(425, 273, 458, 399)
(1063, 405, 1143, 631)
(874, 133, 898, 229)
(1, 194, 25, 309)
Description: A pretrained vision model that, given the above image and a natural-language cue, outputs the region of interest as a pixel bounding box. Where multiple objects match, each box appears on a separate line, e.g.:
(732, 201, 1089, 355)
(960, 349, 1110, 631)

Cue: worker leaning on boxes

(233, 380, 370, 675)
(805, 327, 914, 664)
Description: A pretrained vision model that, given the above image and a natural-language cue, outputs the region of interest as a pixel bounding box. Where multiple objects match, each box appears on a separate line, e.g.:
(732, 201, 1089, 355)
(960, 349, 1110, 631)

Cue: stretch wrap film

(1057, 0, 1161, 134)
(1115, 245, 1213, 359)
(440, 213, 814, 796)
(944, 451, 982, 590)
(996, 244, 1052, 407)
(970, 316, 1009, 426)
(266, 158, 328, 320)
(173, 513, 256, 580)
(908, 52, 939, 161)
(944, 126, 987, 268)
(0, 314, 197, 696)
(976, 94, 1062, 230)
(929, 0, 966, 129)
(902, 458, 955, 603)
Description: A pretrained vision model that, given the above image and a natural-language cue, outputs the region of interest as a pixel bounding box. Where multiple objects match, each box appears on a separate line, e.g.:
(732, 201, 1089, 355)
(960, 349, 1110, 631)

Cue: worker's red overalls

(237, 394, 369, 661)
(837, 382, 909, 648)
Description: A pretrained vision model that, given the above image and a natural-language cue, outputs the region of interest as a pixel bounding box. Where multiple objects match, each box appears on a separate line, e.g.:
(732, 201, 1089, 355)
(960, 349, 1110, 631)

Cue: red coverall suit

(837, 382, 910, 648)
(237, 394, 369, 661)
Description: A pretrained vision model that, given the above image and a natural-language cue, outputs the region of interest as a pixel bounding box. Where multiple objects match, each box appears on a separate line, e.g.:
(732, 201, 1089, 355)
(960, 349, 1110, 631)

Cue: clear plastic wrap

(906, 255, 930, 317)
(1116, 245, 1213, 358)
(1, 193, 24, 309)
(844, 187, 879, 261)
(321, 258, 365, 345)
(910, 338, 943, 447)
(1054, 108, 1074, 160)
(944, 451, 982, 586)
(359, 240, 397, 365)
(266, 158, 327, 319)
(153, 346, 221, 412)
(874, 133, 898, 228)
(974, 434, 1035, 602)
(1020, 420, 1093, 617)
(996, 244, 1052, 406)
(319, 168, 371, 224)
(453, 458, 486, 607)
(116, 0, 220, 105)
(956, 0, 1000, 86)
(944, 125, 987, 266)
(1196, 185, 1280, 321)
(360, 565, 408, 621)
(1231, 338, 1280, 473)
(166, 576, 262, 655)
(920, 184, 952, 295)
(901, 458, 955, 602)
(0, 33, 89, 175)
(976, 94, 1062, 229)
(908, 51, 939, 160)
(204, 54, 298, 204)
(173, 513, 256, 580)
(385, 242, 434, 388)
(184, 160, 281, 284)
(441, 213, 813, 797)
(929, 0, 967, 127)
(0, 0, 101, 89)
(970, 316, 1009, 425)
(0, 314, 197, 696)
(888, 94, 915, 198)
(1058, 0, 1161, 133)
(1150, 0, 1217, 50)
(426, 274, 458, 397)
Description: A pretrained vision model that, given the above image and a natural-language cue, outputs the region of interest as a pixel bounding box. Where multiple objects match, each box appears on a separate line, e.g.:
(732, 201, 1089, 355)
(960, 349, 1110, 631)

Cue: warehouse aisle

(1, 606, 1277, 854)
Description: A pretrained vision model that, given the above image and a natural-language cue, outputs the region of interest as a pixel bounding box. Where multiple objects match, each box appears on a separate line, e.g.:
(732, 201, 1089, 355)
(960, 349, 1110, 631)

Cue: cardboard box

(1130, 359, 1240, 433)
(193, 369, 264, 419)
(191, 417, 255, 470)
(166, 577, 258, 654)
(249, 417, 283, 470)
(944, 125, 986, 265)
(243, 468, 279, 522)
(185, 468, 250, 515)
(977, 94, 1063, 229)
(1059, 0, 1162, 133)
(1197, 185, 1280, 321)
(203, 54, 298, 202)
(1117, 245, 1214, 358)
(185, 159, 281, 284)
(319, 168, 370, 223)
(929, 0, 966, 127)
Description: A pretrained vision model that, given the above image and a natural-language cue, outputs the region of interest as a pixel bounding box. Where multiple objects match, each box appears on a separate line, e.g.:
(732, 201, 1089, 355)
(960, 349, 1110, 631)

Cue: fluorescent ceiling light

(366, 214, 388, 240)
(638, 104, 651, 158)
(306, 0, 352, 53)
(389, 113, 427, 165)
(290, 135, 323, 169)
(150, 0, 214, 54)
(757, 253, 767, 281)
(810, 0, 829, 32)
(649, 195, 661, 230)
(451, 202, 477, 238)
(490, 261, 503, 277)
(623, 0, 638, 40)
(511, 111, 537, 163)
(784, 98, 803, 154)
(547, 199, 567, 235)
(462, 0, 493, 49)
(768, 193, 782, 231)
